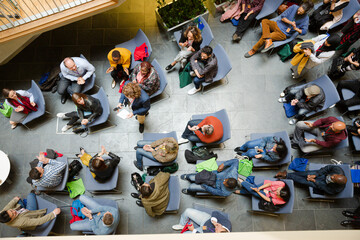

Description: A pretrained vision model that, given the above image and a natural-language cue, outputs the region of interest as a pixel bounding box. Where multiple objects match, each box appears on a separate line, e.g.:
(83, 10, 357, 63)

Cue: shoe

(11, 124, 17, 130)
(136, 200, 144, 207)
(280, 92, 285, 97)
(57, 113, 67, 118)
(234, 147, 244, 153)
(61, 125, 72, 132)
(75, 154, 81, 158)
(172, 224, 184, 231)
(180, 174, 187, 180)
(133, 160, 143, 171)
(342, 210, 360, 219)
(261, 39, 274, 53)
(139, 123, 144, 133)
(288, 133, 294, 140)
(178, 138, 189, 145)
(111, 79, 116, 89)
(165, 64, 175, 71)
(181, 188, 191, 195)
(278, 97, 287, 103)
(188, 86, 201, 95)
(291, 143, 300, 149)
(289, 119, 298, 125)
(341, 220, 355, 227)
(275, 170, 287, 179)
(232, 33, 242, 42)
(61, 94, 68, 104)
(131, 193, 140, 199)
(244, 49, 256, 58)
(189, 71, 196, 77)
(134, 146, 138, 150)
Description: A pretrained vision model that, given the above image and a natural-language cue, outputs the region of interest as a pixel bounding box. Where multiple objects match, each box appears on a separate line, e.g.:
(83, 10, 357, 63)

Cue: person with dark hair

(70, 195, 119, 235)
(0, 193, 61, 230)
(117, 82, 150, 133)
(329, 47, 360, 79)
(2, 88, 38, 129)
(346, 118, 360, 136)
(106, 48, 132, 89)
(76, 146, 121, 183)
(130, 61, 160, 96)
(234, 136, 288, 163)
(245, 1, 313, 58)
(337, 79, 360, 109)
(166, 25, 203, 71)
(278, 84, 325, 125)
(29, 152, 66, 188)
(188, 45, 218, 95)
(181, 159, 239, 197)
(338, 10, 360, 51)
(57, 92, 103, 133)
(276, 165, 347, 195)
(58, 57, 95, 104)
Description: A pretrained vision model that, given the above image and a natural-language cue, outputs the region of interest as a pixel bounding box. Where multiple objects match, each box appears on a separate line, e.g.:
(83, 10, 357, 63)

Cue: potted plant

(156, 0, 209, 32)
(205, 0, 231, 17)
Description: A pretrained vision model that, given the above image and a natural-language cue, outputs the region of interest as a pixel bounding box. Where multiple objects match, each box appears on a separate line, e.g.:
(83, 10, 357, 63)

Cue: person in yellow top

(106, 48, 132, 89)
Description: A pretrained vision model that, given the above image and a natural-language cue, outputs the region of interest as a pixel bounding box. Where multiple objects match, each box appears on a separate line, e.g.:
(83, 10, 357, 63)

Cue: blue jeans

(193, 76, 205, 89)
(179, 208, 211, 233)
(23, 193, 38, 211)
(240, 138, 263, 158)
(70, 195, 101, 232)
(240, 181, 266, 199)
(184, 173, 207, 194)
(181, 119, 202, 142)
(136, 140, 157, 168)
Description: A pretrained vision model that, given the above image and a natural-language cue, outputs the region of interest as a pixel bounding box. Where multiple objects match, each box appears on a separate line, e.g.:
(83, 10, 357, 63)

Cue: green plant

(157, 0, 207, 29)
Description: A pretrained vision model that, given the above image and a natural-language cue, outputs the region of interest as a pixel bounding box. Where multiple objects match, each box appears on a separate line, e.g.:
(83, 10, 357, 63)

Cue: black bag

(192, 146, 215, 159)
(184, 149, 217, 164)
(195, 170, 216, 187)
(258, 197, 283, 212)
(40, 66, 61, 92)
(328, 57, 346, 79)
(68, 160, 83, 181)
(147, 166, 162, 176)
(131, 172, 144, 191)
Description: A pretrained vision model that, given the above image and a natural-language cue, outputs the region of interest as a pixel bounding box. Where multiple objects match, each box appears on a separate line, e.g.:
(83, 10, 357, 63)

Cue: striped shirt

(32, 159, 66, 188)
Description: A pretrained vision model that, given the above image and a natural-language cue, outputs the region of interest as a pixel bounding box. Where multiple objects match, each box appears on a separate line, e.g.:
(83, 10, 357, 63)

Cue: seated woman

(165, 26, 203, 71)
(309, 0, 349, 32)
(76, 146, 120, 183)
(238, 178, 290, 207)
(130, 61, 160, 96)
(337, 10, 360, 51)
(328, 47, 360, 79)
(235, 136, 288, 163)
(2, 88, 38, 129)
(290, 34, 341, 79)
(57, 92, 103, 133)
(133, 137, 179, 171)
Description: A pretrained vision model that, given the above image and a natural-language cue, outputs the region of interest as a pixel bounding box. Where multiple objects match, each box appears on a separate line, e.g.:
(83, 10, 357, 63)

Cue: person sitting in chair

(106, 48, 132, 89)
(336, 78, 360, 109)
(130, 61, 160, 96)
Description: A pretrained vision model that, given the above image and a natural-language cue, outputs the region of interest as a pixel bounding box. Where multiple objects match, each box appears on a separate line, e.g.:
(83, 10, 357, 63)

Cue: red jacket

(312, 117, 347, 148)
(195, 116, 223, 144)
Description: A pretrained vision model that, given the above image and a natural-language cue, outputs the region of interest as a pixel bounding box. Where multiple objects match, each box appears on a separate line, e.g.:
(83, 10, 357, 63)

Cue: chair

(79, 54, 96, 93)
(191, 109, 231, 147)
(141, 131, 178, 168)
(24, 196, 58, 236)
(145, 175, 180, 213)
(255, 0, 283, 21)
(249, 177, 295, 216)
(173, 16, 214, 49)
(150, 59, 169, 100)
(35, 156, 69, 192)
(307, 163, 354, 200)
(250, 131, 292, 169)
(191, 203, 230, 228)
(115, 29, 152, 69)
(22, 80, 48, 129)
(350, 118, 360, 151)
(341, 88, 360, 112)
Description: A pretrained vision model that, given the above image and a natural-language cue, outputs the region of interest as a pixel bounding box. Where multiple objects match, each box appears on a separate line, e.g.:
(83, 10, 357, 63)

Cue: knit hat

(304, 85, 320, 97)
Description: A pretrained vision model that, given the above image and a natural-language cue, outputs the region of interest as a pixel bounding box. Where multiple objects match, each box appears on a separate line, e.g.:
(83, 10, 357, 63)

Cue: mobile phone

(255, 146, 260, 153)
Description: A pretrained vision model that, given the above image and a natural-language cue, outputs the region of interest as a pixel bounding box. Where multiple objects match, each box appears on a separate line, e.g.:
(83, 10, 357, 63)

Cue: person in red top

(179, 116, 224, 144)
(291, 116, 347, 153)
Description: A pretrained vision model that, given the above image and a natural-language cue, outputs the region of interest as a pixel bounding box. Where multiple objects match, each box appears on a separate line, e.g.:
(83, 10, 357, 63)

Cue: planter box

(206, 0, 229, 17)
(155, 2, 209, 33)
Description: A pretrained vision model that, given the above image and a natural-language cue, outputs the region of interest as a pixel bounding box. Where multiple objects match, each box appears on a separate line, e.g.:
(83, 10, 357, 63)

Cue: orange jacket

(195, 116, 223, 143)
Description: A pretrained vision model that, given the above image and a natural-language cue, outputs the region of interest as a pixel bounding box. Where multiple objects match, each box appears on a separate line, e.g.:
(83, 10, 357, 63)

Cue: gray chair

(255, 0, 283, 21)
(341, 88, 360, 112)
(150, 59, 169, 100)
(35, 156, 69, 192)
(308, 163, 354, 199)
(191, 109, 231, 147)
(80, 54, 96, 93)
(141, 131, 178, 168)
(250, 131, 292, 168)
(115, 29, 152, 69)
(191, 203, 230, 229)
(145, 175, 180, 213)
(24, 196, 58, 236)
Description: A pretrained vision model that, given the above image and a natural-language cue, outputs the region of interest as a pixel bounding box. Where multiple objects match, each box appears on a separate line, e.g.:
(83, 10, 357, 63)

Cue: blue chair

(250, 177, 295, 215)
(201, 44, 232, 93)
(24, 196, 58, 236)
(308, 163, 354, 199)
(250, 131, 292, 168)
(191, 203, 230, 228)
(150, 59, 169, 100)
(22, 80, 47, 128)
(255, 0, 283, 21)
(350, 118, 360, 151)
(145, 175, 180, 213)
(115, 29, 152, 69)
(173, 16, 214, 49)
(341, 88, 360, 112)
(141, 131, 178, 168)
(35, 156, 69, 192)
(79, 54, 96, 93)
(191, 109, 231, 147)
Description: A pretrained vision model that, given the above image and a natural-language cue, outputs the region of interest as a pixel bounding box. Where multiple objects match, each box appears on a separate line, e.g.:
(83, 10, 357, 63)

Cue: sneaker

(133, 160, 143, 171)
(278, 97, 287, 103)
(280, 92, 285, 97)
(57, 113, 67, 118)
(188, 86, 201, 95)
(61, 125, 73, 132)
(289, 118, 298, 125)
(172, 224, 184, 231)
(189, 71, 196, 77)
(178, 138, 189, 144)
(244, 49, 256, 58)
(165, 64, 175, 71)
(111, 79, 116, 89)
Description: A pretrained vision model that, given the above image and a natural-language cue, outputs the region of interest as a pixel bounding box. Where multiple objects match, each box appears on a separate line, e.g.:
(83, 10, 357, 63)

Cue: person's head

(102, 212, 114, 227)
(2, 88, 18, 99)
(91, 157, 107, 171)
(274, 138, 288, 158)
(223, 178, 237, 189)
(0, 210, 12, 223)
(140, 61, 152, 77)
(324, 34, 341, 49)
(331, 174, 347, 185)
(214, 222, 230, 233)
(71, 92, 88, 107)
(297, 1, 313, 15)
(64, 57, 77, 71)
(112, 50, 121, 63)
(330, 121, 346, 133)
(277, 182, 290, 203)
(184, 26, 202, 42)
(353, 10, 360, 23)
(140, 183, 153, 198)
(201, 124, 214, 135)
(200, 46, 213, 60)
(304, 85, 321, 98)
(29, 167, 43, 180)
(122, 82, 142, 100)
(164, 142, 178, 154)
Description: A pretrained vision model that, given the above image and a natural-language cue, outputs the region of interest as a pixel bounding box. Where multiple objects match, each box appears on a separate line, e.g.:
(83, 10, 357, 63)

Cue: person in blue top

(181, 159, 239, 197)
(245, 1, 313, 58)
(70, 195, 120, 235)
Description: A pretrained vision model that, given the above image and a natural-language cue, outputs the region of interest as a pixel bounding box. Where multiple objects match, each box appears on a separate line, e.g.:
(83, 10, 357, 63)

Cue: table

(0, 150, 10, 186)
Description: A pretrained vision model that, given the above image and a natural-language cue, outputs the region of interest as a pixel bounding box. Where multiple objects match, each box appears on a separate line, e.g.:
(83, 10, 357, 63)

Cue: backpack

(68, 160, 83, 182)
(131, 172, 144, 191)
(162, 162, 179, 173)
(40, 66, 61, 92)
(258, 197, 282, 212)
(192, 146, 213, 159)
(184, 149, 217, 164)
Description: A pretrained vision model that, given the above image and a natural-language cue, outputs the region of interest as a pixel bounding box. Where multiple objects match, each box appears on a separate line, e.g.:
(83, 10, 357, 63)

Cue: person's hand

(81, 119, 89, 125)
(194, 60, 198, 63)
(291, 21, 296, 28)
(117, 103, 124, 110)
(194, 69, 203, 78)
(15, 106, 24, 112)
(13, 196, 20, 201)
(344, 56, 350, 62)
(100, 145, 107, 155)
(188, 125, 199, 131)
(143, 145, 153, 152)
(188, 223, 194, 231)
(305, 138, 316, 143)
(304, 122, 313, 128)
(30, 102, 36, 107)
(217, 163, 225, 172)
(106, 67, 114, 74)
(303, 48, 312, 56)
(357, 129, 360, 135)
(244, 11, 252, 20)
(291, 99, 299, 106)
(77, 77, 85, 85)
(355, 122, 360, 128)
(127, 112, 134, 119)
(37, 152, 49, 164)
(187, 46, 194, 52)
(257, 148, 264, 153)
(255, 154, 263, 158)
(251, 187, 259, 192)
(124, 67, 129, 75)
(53, 208, 61, 215)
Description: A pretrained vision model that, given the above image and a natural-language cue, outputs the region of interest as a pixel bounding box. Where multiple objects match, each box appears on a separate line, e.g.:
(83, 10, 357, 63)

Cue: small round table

(0, 150, 10, 186)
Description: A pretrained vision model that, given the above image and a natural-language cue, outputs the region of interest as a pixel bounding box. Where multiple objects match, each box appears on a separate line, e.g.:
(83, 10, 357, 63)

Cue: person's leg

(57, 77, 71, 96)
(179, 208, 211, 226)
(252, 19, 273, 52)
(293, 121, 313, 143)
(79, 195, 99, 210)
(25, 193, 38, 211)
(240, 181, 265, 197)
(181, 119, 202, 140)
(293, 108, 310, 121)
(268, 24, 287, 43)
(137, 115, 146, 124)
(70, 219, 92, 232)
(337, 80, 360, 99)
(193, 76, 205, 90)
(137, 140, 153, 147)
(241, 149, 258, 158)
(67, 114, 80, 126)
(286, 171, 316, 186)
(236, 13, 257, 36)
(187, 183, 207, 193)
(136, 148, 157, 167)
(184, 173, 197, 183)
(68, 81, 83, 96)
(239, 138, 264, 151)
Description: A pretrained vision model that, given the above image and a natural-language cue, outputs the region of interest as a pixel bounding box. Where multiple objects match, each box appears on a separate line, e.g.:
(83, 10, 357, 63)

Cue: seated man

(276, 165, 347, 195)
(106, 48, 132, 89)
(29, 152, 67, 188)
(291, 116, 347, 153)
(336, 79, 360, 109)
(180, 116, 223, 144)
(70, 195, 119, 235)
(188, 46, 218, 95)
(172, 208, 232, 233)
(245, 1, 313, 58)
(0, 193, 61, 231)
(279, 84, 325, 125)
(181, 159, 239, 197)
(58, 57, 95, 104)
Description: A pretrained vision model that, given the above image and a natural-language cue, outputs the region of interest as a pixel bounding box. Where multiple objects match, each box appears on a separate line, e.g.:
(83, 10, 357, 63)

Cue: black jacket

(77, 95, 103, 122)
(295, 84, 325, 112)
(88, 152, 121, 183)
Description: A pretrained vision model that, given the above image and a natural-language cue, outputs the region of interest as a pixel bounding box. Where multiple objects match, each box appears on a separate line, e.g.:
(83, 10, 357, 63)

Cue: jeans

(136, 140, 157, 167)
(286, 170, 318, 187)
(181, 119, 202, 142)
(24, 193, 38, 211)
(179, 208, 211, 232)
(57, 76, 83, 96)
(293, 121, 324, 153)
(193, 76, 205, 89)
(240, 181, 266, 199)
(184, 173, 207, 194)
(70, 195, 101, 232)
(239, 138, 264, 158)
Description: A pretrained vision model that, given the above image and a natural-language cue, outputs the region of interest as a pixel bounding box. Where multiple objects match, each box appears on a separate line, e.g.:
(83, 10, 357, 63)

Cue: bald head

(63, 57, 76, 71)
(332, 174, 347, 185)
(332, 121, 346, 132)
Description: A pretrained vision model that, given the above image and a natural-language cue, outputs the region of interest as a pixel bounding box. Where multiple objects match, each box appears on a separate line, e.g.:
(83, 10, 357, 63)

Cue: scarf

(315, 34, 341, 56)
(8, 95, 37, 114)
(137, 62, 152, 84)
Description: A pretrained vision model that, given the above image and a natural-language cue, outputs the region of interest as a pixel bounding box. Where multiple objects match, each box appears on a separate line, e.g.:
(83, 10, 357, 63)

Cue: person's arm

(81, 59, 96, 80)
(257, 182, 271, 191)
(20, 212, 56, 228)
(330, 1, 349, 12)
(108, 152, 121, 166)
(77, 106, 85, 121)
(2, 197, 20, 211)
(60, 62, 78, 81)
(18, 90, 35, 103)
(312, 117, 329, 127)
(317, 165, 336, 176)
(253, 188, 271, 202)
(196, 57, 217, 76)
(48, 159, 67, 173)
(296, 16, 309, 35)
(150, 138, 166, 148)
(201, 184, 229, 197)
(190, 51, 201, 69)
(314, 137, 341, 148)
(222, 159, 239, 169)
(87, 98, 102, 122)
(309, 50, 334, 64)
(132, 97, 150, 116)
(280, 5, 294, 23)
(122, 49, 132, 69)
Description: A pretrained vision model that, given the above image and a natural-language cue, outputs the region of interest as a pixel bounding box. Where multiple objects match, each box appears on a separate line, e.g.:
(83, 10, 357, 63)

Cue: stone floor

(0, 0, 360, 237)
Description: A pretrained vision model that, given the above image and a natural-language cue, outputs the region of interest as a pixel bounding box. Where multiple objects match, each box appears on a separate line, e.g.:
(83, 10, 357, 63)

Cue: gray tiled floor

(0, 0, 360, 237)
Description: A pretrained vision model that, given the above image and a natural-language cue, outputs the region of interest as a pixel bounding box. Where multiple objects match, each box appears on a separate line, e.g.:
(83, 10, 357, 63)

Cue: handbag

(68, 160, 83, 181)
(236, 156, 253, 177)
(0, 102, 13, 118)
(179, 62, 193, 88)
(130, 172, 144, 191)
(134, 42, 149, 61)
(283, 102, 299, 118)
